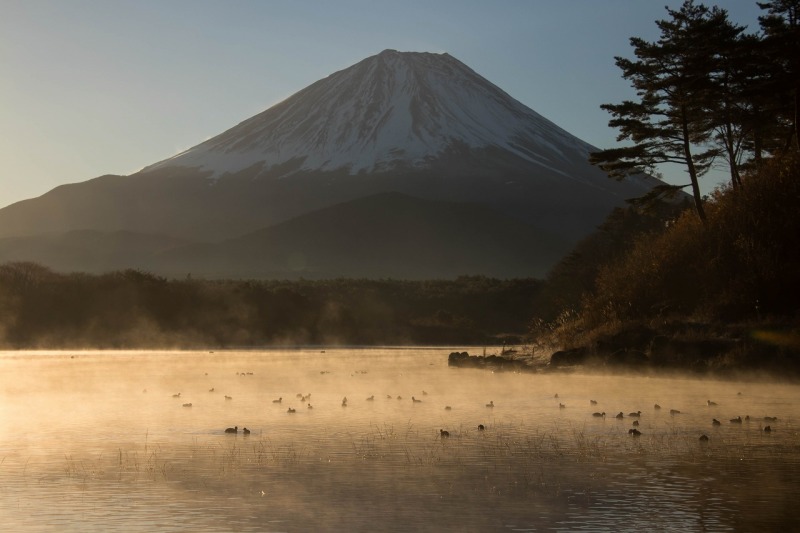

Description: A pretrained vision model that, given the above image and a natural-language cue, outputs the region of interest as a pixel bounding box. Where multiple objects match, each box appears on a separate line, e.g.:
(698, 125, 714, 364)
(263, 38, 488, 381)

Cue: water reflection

(1, 348, 799, 531)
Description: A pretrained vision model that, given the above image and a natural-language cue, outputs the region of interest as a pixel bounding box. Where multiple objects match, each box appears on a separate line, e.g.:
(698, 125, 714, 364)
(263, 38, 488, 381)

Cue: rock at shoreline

(550, 347, 589, 367)
(448, 351, 530, 372)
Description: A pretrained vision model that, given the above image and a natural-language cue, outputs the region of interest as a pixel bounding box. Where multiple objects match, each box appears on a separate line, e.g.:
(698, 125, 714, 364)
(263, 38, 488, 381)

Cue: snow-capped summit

(146, 50, 595, 181)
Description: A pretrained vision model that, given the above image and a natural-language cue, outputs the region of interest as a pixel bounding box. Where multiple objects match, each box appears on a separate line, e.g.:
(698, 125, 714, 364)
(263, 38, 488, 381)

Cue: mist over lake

(2, 348, 798, 531)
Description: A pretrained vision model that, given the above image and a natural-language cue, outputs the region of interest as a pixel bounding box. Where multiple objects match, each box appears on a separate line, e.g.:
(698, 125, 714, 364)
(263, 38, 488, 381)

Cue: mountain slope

(154, 192, 567, 279)
(0, 230, 188, 274)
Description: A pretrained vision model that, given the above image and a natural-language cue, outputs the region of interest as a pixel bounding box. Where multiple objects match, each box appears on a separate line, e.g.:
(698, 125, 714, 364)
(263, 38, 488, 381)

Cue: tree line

(0, 263, 541, 348)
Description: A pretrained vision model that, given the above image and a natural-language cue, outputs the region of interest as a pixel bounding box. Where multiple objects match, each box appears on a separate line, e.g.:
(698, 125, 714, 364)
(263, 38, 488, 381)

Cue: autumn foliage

(582, 153, 800, 327)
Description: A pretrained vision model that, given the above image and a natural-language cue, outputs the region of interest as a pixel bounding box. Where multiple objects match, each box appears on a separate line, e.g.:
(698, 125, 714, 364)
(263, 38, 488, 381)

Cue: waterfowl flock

(578, 395, 781, 442)
(209, 384, 498, 441)
(164, 370, 782, 446)
(214, 388, 783, 443)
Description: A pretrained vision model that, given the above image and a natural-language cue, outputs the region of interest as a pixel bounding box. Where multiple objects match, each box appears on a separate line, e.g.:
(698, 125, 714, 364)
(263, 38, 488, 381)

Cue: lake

(1, 348, 799, 532)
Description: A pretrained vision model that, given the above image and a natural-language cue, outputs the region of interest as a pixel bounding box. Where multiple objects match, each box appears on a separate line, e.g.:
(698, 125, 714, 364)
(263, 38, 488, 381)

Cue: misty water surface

(1, 348, 798, 532)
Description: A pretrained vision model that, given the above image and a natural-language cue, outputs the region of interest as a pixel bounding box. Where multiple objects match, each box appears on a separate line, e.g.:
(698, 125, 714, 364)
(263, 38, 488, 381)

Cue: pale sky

(1, 0, 763, 210)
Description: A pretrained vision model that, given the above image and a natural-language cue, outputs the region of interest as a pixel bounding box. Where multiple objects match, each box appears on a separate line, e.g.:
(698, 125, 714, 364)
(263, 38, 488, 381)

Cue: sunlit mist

(1, 348, 798, 531)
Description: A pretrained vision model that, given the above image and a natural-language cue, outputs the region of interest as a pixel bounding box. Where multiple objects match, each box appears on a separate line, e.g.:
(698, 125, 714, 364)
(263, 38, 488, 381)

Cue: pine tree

(590, 1, 734, 222)
(757, 0, 800, 151)
(702, 15, 751, 189)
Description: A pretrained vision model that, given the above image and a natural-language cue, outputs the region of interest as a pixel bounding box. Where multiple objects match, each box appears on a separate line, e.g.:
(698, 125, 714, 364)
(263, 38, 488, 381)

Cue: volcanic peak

(146, 50, 593, 179)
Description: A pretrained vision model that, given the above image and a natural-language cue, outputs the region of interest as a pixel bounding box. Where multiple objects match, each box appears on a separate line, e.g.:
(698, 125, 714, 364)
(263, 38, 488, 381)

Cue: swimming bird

(209, 388, 214, 392)
(712, 418, 721, 426)
(478, 424, 485, 431)
(554, 393, 559, 398)
(412, 396, 422, 403)
(764, 425, 772, 433)
(592, 412, 606, 418)
(707, 400, 718, 406)
(386, 395, 393, 399)
(225, 426, 238, 434)
(224, 395, 232, 400)
(307, 403, 313, 409)
(670, 409, 681, 415)
(763, 416, 778, 422)
(699, 434, 709, 442)
(440, 429, 450, 438)
(628, 411, 641, 417)
(366, 395, 374, 401)
(632, 420, 640, 427)
(628, 428, 642, 436)
(615, 412, 624, 419)
(654, 404, 662, 410)
(559, 403, 566, 409)
(287, 407, 296, 413)
(396, 396, 402, 400)
(486, 401, 494, 408)
(182, 403, 192, 407)
(590, 400, 598, 405)
(422, 391, 428, 395)
(730, 416, 742, 424)
(272, 397, 282, 403)
(172, 393, 181, 398)
(243, 427, 251, 435)
(445, 406, 452, 410)
(342, 397, 348, 407)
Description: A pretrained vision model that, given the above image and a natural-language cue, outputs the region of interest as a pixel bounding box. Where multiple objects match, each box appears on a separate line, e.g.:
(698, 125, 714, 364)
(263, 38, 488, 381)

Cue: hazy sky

(2, 0, 763, 210)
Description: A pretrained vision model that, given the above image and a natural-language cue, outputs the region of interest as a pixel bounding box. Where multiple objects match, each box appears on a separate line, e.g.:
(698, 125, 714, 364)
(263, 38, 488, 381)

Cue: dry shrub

(580, 152, 800, 327)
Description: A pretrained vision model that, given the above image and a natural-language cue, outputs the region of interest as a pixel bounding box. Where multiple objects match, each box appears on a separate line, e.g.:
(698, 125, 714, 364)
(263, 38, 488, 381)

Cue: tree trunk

(794, 83, 799, 151)
(681, 106, 707, 222)
(723, 121, 742, 189)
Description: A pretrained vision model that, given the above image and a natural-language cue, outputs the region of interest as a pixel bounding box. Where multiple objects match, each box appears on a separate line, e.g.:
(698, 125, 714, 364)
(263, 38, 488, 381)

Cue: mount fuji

(0, 50, 663, 279)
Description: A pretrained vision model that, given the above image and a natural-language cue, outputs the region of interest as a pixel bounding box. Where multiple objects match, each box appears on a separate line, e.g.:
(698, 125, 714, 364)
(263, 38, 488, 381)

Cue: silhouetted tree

(590, 1, 743, 222)
(758, 0, 800, 150)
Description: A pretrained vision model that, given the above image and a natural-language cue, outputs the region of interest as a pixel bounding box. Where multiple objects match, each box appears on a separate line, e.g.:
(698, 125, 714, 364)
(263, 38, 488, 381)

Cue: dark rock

(607, 349, 649, 366)
(448, 351, 529, 371)
(550, 347, 589, 367)
(448, 351, 474, 367)
(650, 337, 739, 368)
(595, 325, 656, 354)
